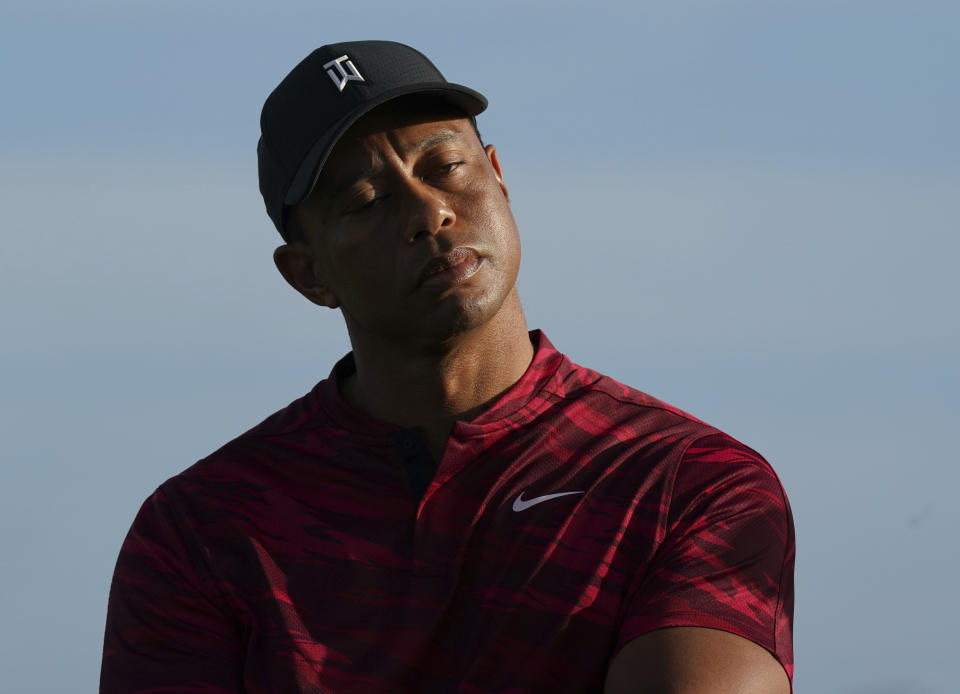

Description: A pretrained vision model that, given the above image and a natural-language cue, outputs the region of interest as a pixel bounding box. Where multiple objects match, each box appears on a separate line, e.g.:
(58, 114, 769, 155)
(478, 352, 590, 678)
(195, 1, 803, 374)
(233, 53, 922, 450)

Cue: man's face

(289, 101, 522, 347)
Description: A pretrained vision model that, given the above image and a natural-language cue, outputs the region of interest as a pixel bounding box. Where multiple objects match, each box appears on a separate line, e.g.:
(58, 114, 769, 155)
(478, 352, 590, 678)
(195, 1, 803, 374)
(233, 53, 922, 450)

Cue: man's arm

(100, 488, 244, 693)
(605, 626, 790, 694)
(607, 433, 795, 693)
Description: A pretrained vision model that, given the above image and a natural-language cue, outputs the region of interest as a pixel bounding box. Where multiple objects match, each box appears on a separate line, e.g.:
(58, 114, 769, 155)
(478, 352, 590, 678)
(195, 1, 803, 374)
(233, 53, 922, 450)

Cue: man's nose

(401, 180, 455, 243)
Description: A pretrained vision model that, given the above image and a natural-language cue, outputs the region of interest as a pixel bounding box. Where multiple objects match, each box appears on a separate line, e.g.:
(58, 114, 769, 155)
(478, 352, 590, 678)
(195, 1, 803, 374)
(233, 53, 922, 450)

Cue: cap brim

(284, 83, 487, 207)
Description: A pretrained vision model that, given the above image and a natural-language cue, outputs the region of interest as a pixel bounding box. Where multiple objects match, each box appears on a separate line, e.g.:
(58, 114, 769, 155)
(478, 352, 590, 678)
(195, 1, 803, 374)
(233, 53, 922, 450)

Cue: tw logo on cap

(323, 55, 364, 92)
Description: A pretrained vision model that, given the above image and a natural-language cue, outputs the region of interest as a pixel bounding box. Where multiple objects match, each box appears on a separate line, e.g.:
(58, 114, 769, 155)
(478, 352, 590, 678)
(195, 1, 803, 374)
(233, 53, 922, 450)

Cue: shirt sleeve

(616, 432, 795, 682)
(100, 486, 245, 694)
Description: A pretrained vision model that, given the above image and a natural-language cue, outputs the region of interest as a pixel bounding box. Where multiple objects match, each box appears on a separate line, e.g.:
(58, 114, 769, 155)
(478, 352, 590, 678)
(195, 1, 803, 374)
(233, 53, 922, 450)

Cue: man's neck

(341, 291, 534, 460)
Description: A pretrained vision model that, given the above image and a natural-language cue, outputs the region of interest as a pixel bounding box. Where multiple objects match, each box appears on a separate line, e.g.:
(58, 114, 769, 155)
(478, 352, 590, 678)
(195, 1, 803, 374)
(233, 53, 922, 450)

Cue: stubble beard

(342, 271, 522, 361)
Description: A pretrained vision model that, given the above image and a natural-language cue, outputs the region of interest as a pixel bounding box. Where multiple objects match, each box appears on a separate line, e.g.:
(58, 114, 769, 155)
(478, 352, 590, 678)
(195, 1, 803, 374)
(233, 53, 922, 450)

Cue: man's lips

(416, 247, 483, 290)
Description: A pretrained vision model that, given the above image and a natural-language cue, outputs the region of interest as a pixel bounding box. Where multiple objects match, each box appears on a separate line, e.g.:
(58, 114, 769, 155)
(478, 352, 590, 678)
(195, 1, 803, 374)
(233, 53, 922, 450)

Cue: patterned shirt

(101, 331, 794, 692)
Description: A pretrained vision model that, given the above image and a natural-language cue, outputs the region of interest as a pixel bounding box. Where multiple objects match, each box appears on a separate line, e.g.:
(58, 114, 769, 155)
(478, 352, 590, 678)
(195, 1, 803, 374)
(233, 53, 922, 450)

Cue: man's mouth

(417, 248, 483, 290)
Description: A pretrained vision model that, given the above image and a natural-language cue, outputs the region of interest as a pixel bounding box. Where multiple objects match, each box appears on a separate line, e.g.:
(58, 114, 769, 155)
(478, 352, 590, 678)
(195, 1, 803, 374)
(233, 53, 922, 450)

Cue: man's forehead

(343, 104, 470, 145)
(317, 111, 473, 192)
(330, 94, 474, 154)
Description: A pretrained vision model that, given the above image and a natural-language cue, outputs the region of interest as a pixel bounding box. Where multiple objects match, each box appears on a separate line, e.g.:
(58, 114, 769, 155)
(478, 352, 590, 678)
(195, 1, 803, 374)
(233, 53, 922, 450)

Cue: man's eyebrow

(323, 165, 376, 202)
(321, 128, 465, 202)
(412, 128, 463, 153)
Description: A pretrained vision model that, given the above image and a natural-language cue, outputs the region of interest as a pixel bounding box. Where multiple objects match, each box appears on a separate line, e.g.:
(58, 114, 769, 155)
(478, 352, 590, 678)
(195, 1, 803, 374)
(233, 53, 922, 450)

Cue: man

(101, 41, 794, 693)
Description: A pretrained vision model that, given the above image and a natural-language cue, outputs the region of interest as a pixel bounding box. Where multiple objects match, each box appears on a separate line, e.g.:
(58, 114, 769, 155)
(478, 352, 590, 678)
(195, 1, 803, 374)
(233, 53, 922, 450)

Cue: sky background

(1, 1, 957, 692)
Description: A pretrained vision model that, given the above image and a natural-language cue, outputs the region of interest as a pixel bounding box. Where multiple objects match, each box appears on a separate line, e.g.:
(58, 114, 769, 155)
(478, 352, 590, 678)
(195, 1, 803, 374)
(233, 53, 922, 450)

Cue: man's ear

(273, 243, 340, 309)
(484, 144, 509, 202)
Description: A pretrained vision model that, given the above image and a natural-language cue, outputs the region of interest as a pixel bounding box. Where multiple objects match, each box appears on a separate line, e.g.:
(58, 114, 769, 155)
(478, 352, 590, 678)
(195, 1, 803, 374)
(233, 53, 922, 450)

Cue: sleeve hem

(614, 613, 793, 689)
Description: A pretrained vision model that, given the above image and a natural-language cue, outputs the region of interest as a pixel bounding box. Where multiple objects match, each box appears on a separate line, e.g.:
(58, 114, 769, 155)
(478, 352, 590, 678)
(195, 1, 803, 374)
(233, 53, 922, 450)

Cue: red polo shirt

(101, 331, 794, 692)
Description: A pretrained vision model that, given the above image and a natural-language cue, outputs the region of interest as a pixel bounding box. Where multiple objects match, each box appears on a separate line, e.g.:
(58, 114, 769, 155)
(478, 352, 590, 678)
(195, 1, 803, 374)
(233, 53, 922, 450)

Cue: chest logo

(323, 55, 364, 92)
(512, 490, 585, 512)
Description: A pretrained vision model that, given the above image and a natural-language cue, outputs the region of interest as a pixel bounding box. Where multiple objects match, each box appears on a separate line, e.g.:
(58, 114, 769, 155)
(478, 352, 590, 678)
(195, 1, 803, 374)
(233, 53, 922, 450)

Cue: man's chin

(346, 280, 517, 353)
(415, 299, 496, 347)
(405, 288, 509, 348)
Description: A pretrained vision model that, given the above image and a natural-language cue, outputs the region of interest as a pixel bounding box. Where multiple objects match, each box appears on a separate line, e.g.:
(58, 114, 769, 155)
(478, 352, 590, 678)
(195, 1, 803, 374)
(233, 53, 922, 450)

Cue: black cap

(258, 40, 488, 241)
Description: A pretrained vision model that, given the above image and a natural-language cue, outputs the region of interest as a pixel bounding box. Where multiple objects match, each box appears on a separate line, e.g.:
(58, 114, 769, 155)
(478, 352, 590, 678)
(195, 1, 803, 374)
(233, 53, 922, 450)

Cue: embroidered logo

(511, 490, 585, 513)
(323, 55, 364, 92)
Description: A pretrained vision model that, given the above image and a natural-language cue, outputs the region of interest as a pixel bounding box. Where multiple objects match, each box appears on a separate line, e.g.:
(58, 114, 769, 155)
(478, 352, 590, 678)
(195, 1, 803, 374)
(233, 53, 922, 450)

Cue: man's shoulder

(163, 378, 335, 490)
(548, 351, 714, 434)
(557, 360, 779, 478)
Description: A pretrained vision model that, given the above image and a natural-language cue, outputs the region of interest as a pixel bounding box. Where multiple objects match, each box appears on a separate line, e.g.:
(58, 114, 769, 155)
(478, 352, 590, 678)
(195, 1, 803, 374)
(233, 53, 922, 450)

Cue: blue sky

(1, 2, 958, 692)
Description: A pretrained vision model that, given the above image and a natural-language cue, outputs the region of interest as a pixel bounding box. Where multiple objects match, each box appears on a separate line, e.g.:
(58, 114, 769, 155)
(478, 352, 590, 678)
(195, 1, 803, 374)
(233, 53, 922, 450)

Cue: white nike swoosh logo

(512, 490, 585, 512)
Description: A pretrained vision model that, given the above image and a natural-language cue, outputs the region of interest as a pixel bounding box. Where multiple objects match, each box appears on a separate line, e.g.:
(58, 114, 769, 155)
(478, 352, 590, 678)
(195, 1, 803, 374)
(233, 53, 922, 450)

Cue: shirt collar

(314, 330, 566, 434)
